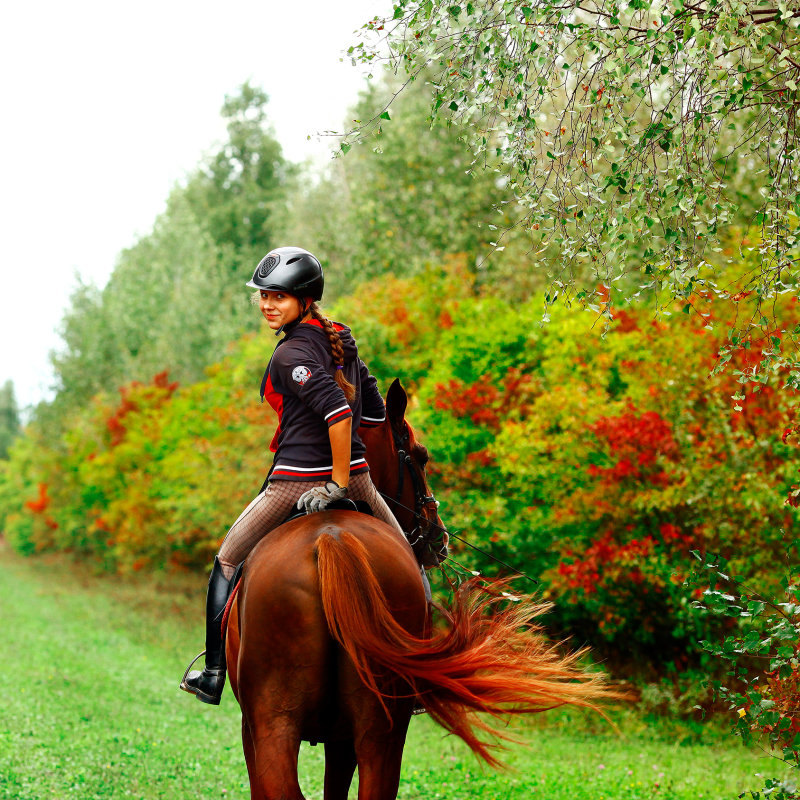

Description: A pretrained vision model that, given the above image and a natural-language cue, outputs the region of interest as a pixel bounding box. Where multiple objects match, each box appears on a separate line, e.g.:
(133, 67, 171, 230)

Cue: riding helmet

(246, 246, 324, 301)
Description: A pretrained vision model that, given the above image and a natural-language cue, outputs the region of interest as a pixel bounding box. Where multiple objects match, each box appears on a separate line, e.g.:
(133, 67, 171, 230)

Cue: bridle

(388, 422, 440, 549)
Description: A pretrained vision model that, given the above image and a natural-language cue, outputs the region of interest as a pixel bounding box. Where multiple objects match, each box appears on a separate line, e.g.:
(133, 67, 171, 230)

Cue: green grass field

(0, 543, 791, 800)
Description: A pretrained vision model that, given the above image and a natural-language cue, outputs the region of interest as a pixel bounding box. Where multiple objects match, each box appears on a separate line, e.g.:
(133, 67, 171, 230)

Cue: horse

(225, 379, 613, 800)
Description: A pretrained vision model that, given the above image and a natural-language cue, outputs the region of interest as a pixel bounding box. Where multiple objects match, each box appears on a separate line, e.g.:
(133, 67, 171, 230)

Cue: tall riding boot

(180, 557, 232, 705)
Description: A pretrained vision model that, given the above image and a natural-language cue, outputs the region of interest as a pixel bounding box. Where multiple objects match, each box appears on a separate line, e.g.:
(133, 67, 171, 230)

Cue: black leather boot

(180, 557, 232, 705)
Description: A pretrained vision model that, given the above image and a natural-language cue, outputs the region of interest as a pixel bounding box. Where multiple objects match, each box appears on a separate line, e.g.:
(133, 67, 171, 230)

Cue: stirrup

(179, 650, 206, 692)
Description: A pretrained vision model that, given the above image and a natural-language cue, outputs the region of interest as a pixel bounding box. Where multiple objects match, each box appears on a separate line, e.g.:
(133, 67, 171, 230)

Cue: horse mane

(316, 530, 621, 768)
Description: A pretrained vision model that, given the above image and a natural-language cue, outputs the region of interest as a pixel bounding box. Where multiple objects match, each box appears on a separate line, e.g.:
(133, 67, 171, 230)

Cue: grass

(0, 543, 792, 799)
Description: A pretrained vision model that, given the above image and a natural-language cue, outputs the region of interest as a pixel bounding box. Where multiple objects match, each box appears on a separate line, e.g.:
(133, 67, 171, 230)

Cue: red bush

(588, 407, 678, 485)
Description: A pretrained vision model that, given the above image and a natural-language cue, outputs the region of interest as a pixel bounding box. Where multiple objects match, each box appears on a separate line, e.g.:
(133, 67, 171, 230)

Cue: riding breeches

(217, 472, 405, 579)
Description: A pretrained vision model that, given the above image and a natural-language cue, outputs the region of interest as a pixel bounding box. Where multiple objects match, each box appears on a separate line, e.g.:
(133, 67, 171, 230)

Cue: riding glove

(297, 481, 348, 513)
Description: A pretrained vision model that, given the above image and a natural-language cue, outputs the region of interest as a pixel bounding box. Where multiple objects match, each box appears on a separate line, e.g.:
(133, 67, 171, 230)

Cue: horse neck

(360, 424, 396, 498)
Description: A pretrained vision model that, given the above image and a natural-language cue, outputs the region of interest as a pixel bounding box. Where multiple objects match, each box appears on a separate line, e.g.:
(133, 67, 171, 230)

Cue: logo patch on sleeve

(291, 365, 312, 386)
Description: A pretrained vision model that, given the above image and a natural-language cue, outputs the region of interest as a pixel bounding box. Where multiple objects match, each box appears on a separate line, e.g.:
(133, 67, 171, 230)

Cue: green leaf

(380, 111, 391, 120)
(340, 143, 351, 155)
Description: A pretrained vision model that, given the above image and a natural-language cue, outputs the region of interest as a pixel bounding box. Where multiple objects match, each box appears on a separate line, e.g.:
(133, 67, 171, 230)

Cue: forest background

(2, 5, 800, 793)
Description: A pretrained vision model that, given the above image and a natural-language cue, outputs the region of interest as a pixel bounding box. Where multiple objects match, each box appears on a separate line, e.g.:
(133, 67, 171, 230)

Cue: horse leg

(241, 717, 264, 800)
(347, 684, 412, 800)
(244, 719, 305, 800)
(353, 723, 409, 800)
(323, 738, 357, 800)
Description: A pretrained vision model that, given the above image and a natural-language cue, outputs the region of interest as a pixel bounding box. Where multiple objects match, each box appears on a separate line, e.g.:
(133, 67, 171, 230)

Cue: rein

(379, 491, 539, 586)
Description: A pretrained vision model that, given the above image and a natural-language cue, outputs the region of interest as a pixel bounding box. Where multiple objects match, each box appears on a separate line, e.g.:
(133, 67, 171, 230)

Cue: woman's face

(259, 290, 302, 330)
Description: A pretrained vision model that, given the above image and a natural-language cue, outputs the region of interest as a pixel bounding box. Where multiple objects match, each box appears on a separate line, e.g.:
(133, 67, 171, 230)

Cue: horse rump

(315, 530, 624, 768)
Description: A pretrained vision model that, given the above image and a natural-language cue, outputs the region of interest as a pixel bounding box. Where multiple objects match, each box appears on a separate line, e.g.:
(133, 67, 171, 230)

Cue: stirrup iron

(179, 650, 207, 692)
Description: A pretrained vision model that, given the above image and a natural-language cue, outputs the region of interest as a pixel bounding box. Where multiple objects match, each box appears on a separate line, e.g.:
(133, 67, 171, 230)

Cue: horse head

(360, 379, 448, 568)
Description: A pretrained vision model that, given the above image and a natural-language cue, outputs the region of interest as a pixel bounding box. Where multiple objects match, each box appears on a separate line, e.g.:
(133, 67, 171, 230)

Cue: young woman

(180, 246, 419, 706)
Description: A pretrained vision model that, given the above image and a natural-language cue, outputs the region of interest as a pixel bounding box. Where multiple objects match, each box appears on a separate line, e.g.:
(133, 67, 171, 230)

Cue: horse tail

(315, 530, 621, 768)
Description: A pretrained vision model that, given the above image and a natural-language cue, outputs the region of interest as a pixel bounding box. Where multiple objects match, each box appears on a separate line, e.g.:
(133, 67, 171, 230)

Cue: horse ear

(386, 379, 407, 432)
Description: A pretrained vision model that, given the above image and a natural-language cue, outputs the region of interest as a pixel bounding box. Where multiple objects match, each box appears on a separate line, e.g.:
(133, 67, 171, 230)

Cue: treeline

(43, 77, 524, 426)
(18, 71, 775, 427)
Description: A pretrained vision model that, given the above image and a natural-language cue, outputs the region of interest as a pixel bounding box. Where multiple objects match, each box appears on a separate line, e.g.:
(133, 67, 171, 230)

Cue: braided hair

(309, 303, 356, 404)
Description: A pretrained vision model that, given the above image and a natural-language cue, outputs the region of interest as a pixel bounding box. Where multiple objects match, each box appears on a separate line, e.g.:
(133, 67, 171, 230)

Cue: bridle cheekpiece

(390, 422, 440, 553)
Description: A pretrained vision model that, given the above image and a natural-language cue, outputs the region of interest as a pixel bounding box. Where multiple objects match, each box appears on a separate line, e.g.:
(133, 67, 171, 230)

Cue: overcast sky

(0, 0, 386, 412)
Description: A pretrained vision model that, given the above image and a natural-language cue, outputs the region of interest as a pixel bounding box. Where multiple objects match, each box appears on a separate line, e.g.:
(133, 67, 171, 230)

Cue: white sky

(0, 0, 385, 412)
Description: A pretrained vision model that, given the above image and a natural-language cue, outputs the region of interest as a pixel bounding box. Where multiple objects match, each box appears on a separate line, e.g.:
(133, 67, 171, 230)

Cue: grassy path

(0, 546, 788, 799)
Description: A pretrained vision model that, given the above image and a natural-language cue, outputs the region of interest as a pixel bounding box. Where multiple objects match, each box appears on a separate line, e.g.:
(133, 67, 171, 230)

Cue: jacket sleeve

(358, 359, 386, 428)
(271, 343, 353, 427)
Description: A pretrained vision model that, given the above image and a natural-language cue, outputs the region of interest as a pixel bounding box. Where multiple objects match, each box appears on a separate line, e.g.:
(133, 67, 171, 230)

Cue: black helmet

(246, 246, 324, 301)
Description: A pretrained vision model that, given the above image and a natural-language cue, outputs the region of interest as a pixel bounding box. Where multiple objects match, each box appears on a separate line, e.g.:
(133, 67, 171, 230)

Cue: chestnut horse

(225, 380, 610, 800)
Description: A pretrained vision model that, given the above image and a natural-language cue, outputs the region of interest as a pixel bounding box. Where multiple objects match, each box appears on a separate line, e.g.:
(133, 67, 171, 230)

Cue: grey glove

(297, 481, 348, 514)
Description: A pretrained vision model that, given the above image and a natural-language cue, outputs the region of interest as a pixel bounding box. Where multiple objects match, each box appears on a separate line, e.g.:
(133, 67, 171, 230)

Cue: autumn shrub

(0, 336, 277, 572)
(338, 260, 800, 672)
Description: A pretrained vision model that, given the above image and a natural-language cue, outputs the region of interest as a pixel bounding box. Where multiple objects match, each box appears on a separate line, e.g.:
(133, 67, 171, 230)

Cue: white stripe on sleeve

(324, 404, 352, 421)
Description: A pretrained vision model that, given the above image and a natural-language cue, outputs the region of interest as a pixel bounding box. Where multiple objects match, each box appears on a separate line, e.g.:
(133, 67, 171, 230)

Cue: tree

(348, 0, 800, 380)
(184, 82, 296, 271)
(286, 73, 526, 297)
(0, 381, 20, 459)
(49, 84, 292, 415)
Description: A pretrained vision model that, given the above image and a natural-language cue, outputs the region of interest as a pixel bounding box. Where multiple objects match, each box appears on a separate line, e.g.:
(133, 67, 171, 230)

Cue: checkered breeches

(217, 473, 404, 577)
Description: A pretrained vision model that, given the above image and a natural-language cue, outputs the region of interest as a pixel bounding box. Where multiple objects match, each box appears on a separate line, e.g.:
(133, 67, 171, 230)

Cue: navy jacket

(260, 319, 386, 482)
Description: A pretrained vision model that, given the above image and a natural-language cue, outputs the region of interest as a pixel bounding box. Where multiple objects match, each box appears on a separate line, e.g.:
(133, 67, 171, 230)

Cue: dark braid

(310, 303, 356, 404)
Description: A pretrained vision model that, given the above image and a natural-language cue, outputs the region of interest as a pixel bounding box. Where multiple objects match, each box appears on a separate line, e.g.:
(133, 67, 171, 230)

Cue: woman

(180, 246, 420, 706)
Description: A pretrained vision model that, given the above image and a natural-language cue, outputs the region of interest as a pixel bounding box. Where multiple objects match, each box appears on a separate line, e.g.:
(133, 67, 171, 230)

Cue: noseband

(391, 423, 439, 545)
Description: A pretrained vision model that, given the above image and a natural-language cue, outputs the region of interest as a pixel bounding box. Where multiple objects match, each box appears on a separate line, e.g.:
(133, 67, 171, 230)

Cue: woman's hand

(297, 482, 349, 513)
